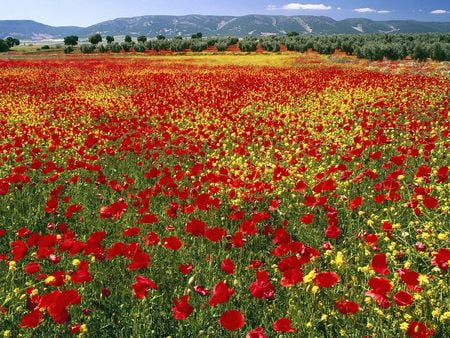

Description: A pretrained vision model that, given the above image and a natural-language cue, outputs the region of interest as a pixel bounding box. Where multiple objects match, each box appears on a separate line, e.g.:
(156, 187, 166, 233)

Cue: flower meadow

(0, 54, 449, 337)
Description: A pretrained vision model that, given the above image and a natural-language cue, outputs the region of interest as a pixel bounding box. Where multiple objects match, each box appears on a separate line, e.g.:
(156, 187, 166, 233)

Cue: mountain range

(2, 15, 450, 40)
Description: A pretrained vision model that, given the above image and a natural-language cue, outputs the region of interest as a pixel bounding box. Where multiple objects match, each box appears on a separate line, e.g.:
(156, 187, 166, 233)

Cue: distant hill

(1, 15, 450, 40)
(0, 20, 81, 40)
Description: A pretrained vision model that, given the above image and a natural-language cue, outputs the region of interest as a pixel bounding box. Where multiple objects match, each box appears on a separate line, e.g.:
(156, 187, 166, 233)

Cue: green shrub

(110, 43, 122, 53)
(133, 43, 146, 52)
(64, 46, 74, 54)
(80, 44, 96, 53)
(190, 40, 208, 52)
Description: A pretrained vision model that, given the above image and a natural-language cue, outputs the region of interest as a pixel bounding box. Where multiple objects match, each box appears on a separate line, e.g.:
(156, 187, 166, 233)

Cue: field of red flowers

(0, 54, 449, 337)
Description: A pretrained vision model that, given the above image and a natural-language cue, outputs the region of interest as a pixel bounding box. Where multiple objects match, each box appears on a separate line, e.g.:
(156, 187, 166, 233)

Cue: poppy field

(0, 54, 449, 337)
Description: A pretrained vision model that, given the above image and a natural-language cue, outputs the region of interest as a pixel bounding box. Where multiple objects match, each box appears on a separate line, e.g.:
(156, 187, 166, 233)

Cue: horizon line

(1, 14, 449, 29)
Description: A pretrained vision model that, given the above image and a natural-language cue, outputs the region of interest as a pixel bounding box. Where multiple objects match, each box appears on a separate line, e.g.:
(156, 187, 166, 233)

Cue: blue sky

(1, 1, 449, 26)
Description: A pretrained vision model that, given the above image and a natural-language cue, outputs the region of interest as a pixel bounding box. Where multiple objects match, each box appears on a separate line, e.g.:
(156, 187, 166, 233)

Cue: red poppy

(144, 232, 159, 246)
(11, 240, 28, 261)
(221, 258, 235, 274)
(193, 285, 210, 296)
(128, 247, 150, 268)
(179, 263, 193, 275)
(0, 180, 9, 195)
(432, 248, 450, 270)
(335, 300, 360, 315)
(19, 310, 43, 328)
(132, 275, 158, 299)
(229, 210, 245, 220)
(437, 166, 448, 183)
(99, 200, 128, 220)
(394, 290, 413, 306)
(204, 227, 226, 242)
(209, 281, 234, 306)
(314, 271, 340, 288)
(219, 310, 245, 331)
(249, 271, 274, 299)
(365, 290, 391, 309)
(348, 196, 363, 210)
(407, 321, 434, 338)
(364, 233, 378, 245)
(246, 326, 267, 338)
(23, 262, 41, 275)
(397, 268, 420, 289)
(172, 295, 193, 320)
(123, 227, 141, 237)
(423, 196, 438, 209)
(281, 269, 303, 287)
(162, 236, 182, 250)
(185, 218, 206, 236)
(107, 242, 127, 260)
(368, 277, 392, 294)
(137, 213, 158, 224)
(370, 253, 390, 275)
(70, 261, 93, 284)
(325, 224, 341, 239)
(300, 213, 314, 225)
(415, 165, 431, 178)
(64, 204, 83, 219)
(273, 318, 296, 332)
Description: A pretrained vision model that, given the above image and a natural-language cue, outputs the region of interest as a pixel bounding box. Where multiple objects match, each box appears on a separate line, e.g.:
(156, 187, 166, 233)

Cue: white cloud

(354, 8, 376, 13)
(266, 5, 277, 10)
(377, 10, 391, 14)
(282, 3, 332, 10)
(431, 9, 449, 14)
(337, 7, 342, 11)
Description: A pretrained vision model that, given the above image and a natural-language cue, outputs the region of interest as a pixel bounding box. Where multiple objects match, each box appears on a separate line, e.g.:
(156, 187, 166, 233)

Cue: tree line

(281, 32, 450, 61)
(60, 32, 450, 61)
(63, 33, 239, 54)
(3, 31, 447, 62)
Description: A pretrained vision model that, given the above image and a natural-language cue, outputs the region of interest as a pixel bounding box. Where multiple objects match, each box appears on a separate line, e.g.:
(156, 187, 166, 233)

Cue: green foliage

(89, 33, 102, 45)
(355, 43, 384, 61)
(278, 32, 450, 62)
(215, 41, 229, 52)
(206, 37, 218, 47)
(5, 37, 20, 47)
(286, 31, 299, 37)
(191, 32, 203, 39)
(97, 45, 109, 53)
(260, 39, 281, 52)
(170, 39, 186, 52)
(150, 39, 170, 51)
(190, 40, 208, 52)
(64, 35, 79, 46)
(133, 43, 146, 52)
(137, 36, 147, 43)
(80, 44, 96, 53)
(413, 43, 429, 62)
(156, 34, 166, 40)
(63, 46, 74, 54)
(0, 39, 10, 52)
(106, 36, 115, 44)
(109, 42, 122, 53)
(238, 38, 258, 52)
(429, 42, 449, 61)
(41, 45, 50, 50)
(124, 35, 132, 43)
(121, 42, 132, 52)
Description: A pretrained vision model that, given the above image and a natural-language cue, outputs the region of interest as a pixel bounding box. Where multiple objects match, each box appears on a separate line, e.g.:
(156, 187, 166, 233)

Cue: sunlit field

(0, 54, 449, 337)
